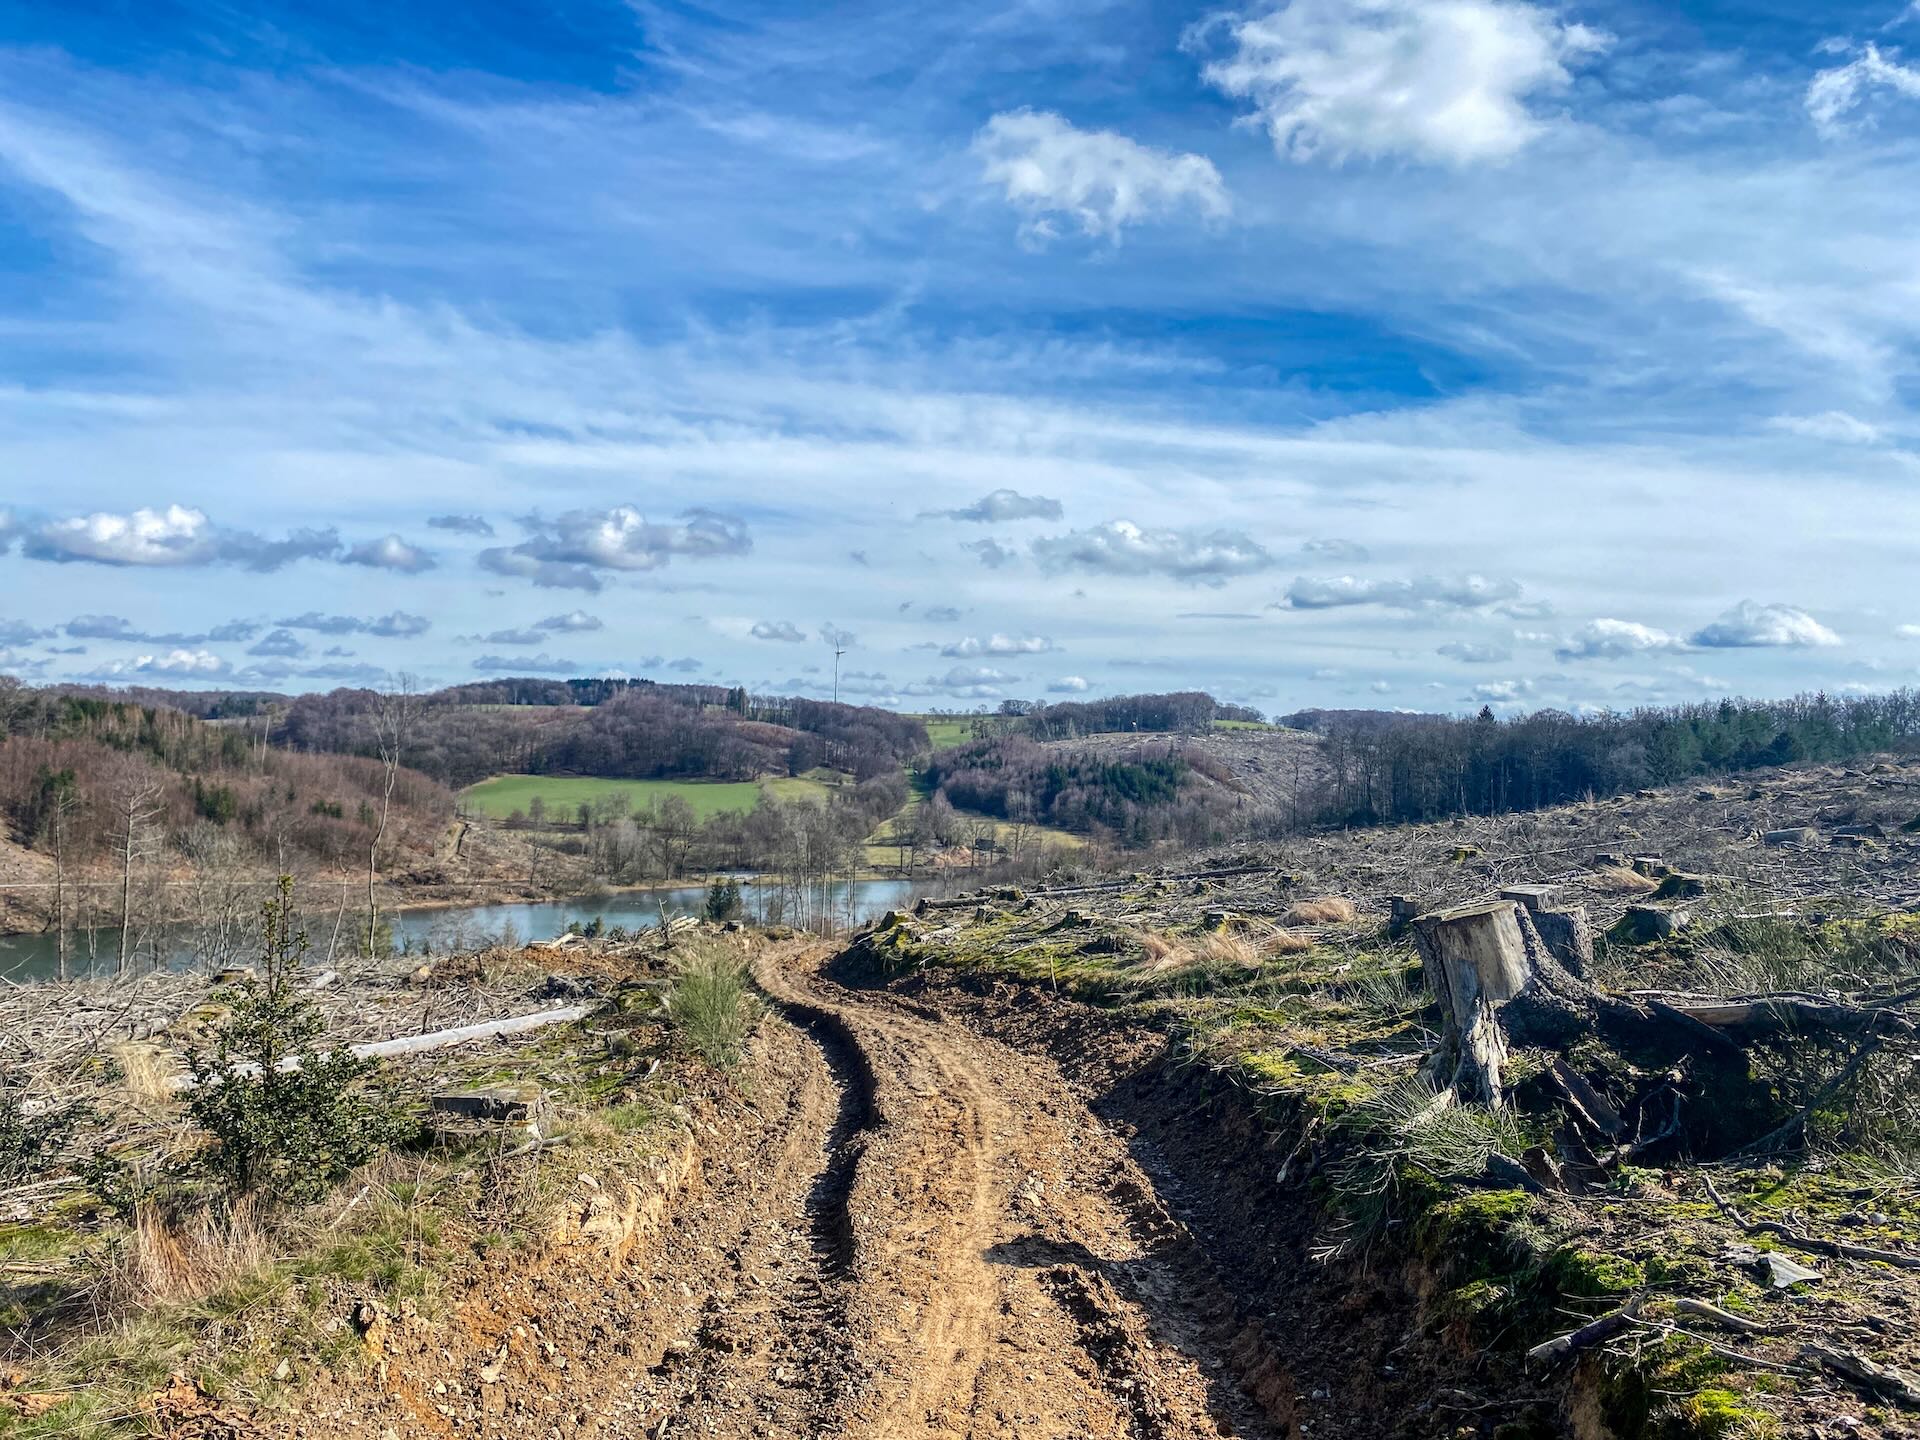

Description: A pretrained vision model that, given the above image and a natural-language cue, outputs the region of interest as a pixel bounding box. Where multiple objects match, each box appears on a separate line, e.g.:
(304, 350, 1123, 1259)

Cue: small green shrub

(705, 877, 744, 924)
(185, 878, 416, 1204)
(0, 1073, 80, 1185)
(664, 944, 756, 1069)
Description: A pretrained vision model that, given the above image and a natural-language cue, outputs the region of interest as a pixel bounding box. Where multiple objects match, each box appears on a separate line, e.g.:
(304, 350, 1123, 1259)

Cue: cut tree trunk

(1415, 899, 1597, 1105)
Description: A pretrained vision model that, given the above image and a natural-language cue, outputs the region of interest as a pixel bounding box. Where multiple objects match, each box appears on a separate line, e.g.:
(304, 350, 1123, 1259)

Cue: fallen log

(166, 1003, 599, 1090)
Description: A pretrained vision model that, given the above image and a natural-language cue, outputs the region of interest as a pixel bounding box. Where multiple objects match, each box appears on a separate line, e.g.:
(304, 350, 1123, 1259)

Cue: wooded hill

(0, 680, 454, 934)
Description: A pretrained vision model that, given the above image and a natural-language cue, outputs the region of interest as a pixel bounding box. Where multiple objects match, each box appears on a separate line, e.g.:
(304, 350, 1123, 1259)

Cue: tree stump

(1413, 899, 1593, 1106)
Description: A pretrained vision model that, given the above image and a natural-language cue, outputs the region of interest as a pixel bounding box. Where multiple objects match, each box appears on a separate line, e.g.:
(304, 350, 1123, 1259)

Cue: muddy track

(281, 941, 1294, 1438)
(754, 944, 1291, 1440)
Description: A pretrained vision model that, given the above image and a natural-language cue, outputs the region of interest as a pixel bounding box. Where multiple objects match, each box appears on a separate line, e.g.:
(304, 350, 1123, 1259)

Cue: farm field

(461, 773, 836, 822)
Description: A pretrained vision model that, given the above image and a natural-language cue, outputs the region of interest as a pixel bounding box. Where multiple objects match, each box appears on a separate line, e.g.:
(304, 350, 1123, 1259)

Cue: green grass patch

(462, 775, 761, 821)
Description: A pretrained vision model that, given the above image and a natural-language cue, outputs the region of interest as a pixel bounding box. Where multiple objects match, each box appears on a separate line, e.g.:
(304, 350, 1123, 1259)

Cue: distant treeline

(1291, 691, 1920, 827)
(279, 682, 928, 789)
(1017, 691, 1262, 741)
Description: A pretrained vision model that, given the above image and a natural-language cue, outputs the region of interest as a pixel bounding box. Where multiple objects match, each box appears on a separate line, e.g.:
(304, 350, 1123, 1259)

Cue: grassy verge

(0, 954, 729, 1438)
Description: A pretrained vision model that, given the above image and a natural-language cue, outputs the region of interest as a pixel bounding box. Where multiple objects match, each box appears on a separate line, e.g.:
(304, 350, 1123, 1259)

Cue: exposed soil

(270, 941, 1305, 1439)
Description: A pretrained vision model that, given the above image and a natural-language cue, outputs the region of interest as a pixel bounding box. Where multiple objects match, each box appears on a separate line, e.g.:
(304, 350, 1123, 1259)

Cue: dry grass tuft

(1262, 929, 1314, 956)
(1199, 932, 1260, 967)
(106, 1199, 275, 1308)
(110, 1041, 176, 1105)
(1592, 865, 1659, 896)
(1135, 930, 1194, 971)
(1284, 897, 1357, 927)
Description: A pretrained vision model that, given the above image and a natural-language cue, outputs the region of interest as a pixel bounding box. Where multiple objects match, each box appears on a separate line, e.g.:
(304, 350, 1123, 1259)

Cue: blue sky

(2, 0, 1919, 714)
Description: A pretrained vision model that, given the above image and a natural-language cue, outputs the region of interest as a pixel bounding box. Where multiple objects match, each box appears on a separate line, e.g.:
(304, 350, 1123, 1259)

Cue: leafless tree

(45, 777, 82, 982)
(366, 675, 420, 958)
(107, 765, 165, 977)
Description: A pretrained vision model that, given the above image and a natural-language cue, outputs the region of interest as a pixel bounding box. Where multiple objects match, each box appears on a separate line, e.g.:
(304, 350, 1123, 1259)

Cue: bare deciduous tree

(106, 765, 165, 977)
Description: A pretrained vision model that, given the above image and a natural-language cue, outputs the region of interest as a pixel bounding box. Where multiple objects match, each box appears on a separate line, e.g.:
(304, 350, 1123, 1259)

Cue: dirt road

(290, 940, 1290, 1439)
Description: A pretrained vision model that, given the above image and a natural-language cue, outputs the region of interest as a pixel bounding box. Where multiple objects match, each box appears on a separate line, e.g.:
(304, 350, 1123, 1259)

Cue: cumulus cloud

(1554, 618, 1689, 661)
(0, 620, 53, 645)
(0, 509, 17, 554)
(479, 506, 751, 591)
(1049, 675, 1091, 693)
(1808, 43, 1920, 135)
(275, 611, 430, 639)
(471, 653, 578, 674)
(923, 488, 1065, 523)
(1281, 573, 1520, 610)
(751, 620, 806, 643)
(1033, 521, 1273, 584)
(537, 610, 603, 633)
(974, 110, 1229, 246)
(1689, 601, 1842, 649)
(1195, 0, 1607, 166)
(1470, 678, 1537, 704)
(63, 614, 256, 645)
(666, 657, 703, 672)
(920, 606, 963, 624)
(22, 504, 340, 571)
(820, 623, 858, 649)
(130, 649, 230, 676)
(342, 534, 436, 574)
(426, 514, 495, 537)
(965, 538, 1019, 570)
(940, 634, 1058, 658)
(0, 647, 49, 676)
(247, 629, 309, 658)
(919, 664, 1021, 698)
(1436, 640, 1513, 664)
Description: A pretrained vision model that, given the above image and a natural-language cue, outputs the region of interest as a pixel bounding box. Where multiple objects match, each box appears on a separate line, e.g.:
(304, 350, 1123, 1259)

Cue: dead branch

(1526, 1295, 1644, 1367)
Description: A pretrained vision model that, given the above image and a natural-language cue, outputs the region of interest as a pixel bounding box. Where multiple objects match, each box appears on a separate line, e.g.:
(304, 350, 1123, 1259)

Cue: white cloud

(751, 620, 806, 643)
(1896, 623, 1920, 639)
(21, 504, 340, 571)
(1769, 411, 1883, 445)
(1301, 536, 1370, 561)
(1470, 677, 1537, 704)
(342, 533, 436, 574)
(973, 109, 1229, 244)
(965, 538, 1019, 569)
(1554, 617, 1689, 661)
(1689, 601, 1842, 650)
(1436, 640, 1512, 663)
(133, 648, 230, 675)
(923, 488, 1064, 523)
(426, 513, 495, 537)
(471, 652, 578, 674)
(1807, 43, 1920, 136)
(1048, 675, 1091, 692)
(1282, 573, 1521, 610)
(478, 506, 751, 590)
(940, 633, 1057, 657)
(247, 628, 309, 658)
(538, 610, 603, 633)
(1033, 520, 1273, 584)
(272, 610, 432, 639)
(1196, 0, 1607, 166)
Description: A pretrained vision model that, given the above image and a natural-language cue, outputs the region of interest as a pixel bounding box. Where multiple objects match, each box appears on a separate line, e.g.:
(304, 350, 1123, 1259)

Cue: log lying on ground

(165, 1003, 599, 1090)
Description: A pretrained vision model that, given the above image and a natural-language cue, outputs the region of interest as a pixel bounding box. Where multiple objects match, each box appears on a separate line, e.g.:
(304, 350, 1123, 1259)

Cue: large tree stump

(1414, 899, 1594, 1106)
